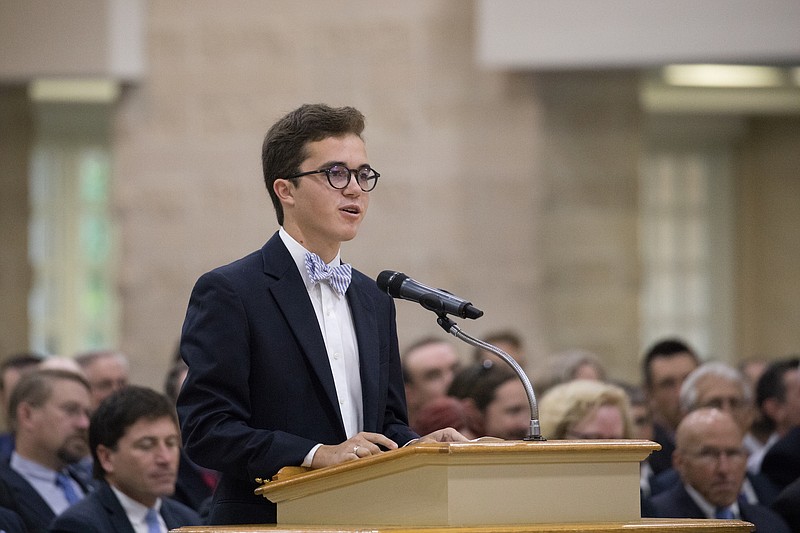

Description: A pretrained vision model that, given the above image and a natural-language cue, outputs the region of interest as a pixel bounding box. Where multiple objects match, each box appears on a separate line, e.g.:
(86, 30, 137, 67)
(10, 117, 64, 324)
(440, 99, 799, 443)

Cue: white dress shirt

(684, 483, 741, 519)
(111, 485, 166, 533)
(279, 228, 364, 463)
(9, 452, 83, 515)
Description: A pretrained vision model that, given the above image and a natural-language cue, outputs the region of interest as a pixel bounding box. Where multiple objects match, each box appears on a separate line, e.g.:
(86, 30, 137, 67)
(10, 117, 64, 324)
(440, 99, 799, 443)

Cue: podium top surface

(256, 439, 659, 501)
(172, 518, 754, 533)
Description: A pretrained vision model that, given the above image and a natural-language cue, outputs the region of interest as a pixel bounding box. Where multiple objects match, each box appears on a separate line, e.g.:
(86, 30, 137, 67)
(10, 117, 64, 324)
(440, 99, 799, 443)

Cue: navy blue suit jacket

(177, 233, 417, 525)
(48, 481, 201, 533)
(0, 462, 91, 533)
(0, 506, 24, 533)
(649, 467, 780, 507)
(761, 425, 800, 491)
(771, 476, 800, 532)
(645, 482, 790, 532)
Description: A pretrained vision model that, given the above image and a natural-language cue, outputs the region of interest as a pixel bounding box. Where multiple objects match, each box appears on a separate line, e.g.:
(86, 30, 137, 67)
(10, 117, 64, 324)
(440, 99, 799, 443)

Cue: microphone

(376, 271, 484, 320)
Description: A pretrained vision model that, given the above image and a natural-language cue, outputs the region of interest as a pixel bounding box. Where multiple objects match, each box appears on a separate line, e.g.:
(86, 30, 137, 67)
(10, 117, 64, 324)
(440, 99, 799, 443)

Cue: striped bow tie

(304, 252, 352, 296)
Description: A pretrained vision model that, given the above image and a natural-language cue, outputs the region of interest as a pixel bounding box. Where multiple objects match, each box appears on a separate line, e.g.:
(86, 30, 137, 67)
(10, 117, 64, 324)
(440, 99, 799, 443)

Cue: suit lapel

(2, 468, 54, 528)
(261, 234, 345, 435)
(98, 483, 137, 533)
(348, 275, 380, 433)
(160, 500, 181, 530)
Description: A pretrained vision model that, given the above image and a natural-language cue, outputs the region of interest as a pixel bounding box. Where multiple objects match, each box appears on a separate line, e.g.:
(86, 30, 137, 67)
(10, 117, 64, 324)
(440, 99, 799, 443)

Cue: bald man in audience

(644, 408, 789, 531)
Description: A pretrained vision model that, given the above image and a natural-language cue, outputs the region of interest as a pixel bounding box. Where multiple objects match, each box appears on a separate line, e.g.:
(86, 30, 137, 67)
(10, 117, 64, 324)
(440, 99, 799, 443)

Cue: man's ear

(15, 402, 36, 430)
(672, 449, 686, 478)
(96, 444, 114, 475)
(761, 397, 782, 425)
(273, 179, 295, 207)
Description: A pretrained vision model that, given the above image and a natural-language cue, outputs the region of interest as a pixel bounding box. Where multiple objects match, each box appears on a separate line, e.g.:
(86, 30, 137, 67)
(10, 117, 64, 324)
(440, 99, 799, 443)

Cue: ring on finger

(353, 445, 361, 455)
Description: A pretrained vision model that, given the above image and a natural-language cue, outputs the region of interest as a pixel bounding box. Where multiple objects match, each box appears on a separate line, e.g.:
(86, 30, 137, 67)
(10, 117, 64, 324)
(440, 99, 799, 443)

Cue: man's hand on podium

(416, 427, 470, 444)
(311, 431, 398, 469)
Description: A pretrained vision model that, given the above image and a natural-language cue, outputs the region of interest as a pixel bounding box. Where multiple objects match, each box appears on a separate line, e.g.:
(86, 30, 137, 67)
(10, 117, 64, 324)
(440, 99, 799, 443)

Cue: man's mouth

(341, 206, 361, 215)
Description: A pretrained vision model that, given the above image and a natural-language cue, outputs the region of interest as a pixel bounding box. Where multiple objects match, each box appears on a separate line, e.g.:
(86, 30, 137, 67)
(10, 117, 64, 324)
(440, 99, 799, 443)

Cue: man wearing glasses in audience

(177, 104, 466, 526)
(649, 362, 780, 506)
(644, 408, 789, 531)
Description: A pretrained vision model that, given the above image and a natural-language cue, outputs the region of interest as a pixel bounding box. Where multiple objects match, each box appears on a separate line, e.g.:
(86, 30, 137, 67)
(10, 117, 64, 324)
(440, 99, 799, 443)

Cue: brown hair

(262, 104, 365, 225)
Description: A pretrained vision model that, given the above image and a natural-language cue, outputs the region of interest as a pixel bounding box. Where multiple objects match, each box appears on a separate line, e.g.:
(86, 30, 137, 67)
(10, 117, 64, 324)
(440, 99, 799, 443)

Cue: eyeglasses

(698, 397, 749, 411)
(287, 164, 379, 192)
(687, 447, 748, 465)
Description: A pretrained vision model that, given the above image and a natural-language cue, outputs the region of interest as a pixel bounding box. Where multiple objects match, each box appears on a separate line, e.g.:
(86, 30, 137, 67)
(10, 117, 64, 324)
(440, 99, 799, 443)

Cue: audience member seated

(649, 362, 779, 506)
(641, 338, 700, 475)
(471, 330, 528, 371)
(538, 379, 632, 440)
(750, 357, 800, 476)
(411, 396, 470, 438)
(448, 362, 530, 440)
(771, 476, 800, 532)
(49, 386, 202, 532)
(0, 369, 93, 533)
(757, 357, 800, 492)
(0, 353, 45, 462)
(537, 349, 607, 396)
(401, 337, 461, 434)
(164, 359, 218, 516)
(74, 350, 130, 410)
(643, 408, 789, 531)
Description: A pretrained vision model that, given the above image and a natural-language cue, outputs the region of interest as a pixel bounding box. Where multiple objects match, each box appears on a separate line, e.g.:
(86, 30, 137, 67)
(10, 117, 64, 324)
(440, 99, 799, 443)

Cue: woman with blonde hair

(539, 379, 633, 440)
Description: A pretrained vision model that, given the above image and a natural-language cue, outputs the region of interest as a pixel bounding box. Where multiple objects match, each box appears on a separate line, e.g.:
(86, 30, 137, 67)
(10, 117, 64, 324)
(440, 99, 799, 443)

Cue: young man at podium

(177, 104, 466, 525)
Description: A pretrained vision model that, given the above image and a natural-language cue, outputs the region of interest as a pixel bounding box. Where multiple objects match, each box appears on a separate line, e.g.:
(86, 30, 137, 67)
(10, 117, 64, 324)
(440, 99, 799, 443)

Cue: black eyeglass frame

(286, 164, 380, 192)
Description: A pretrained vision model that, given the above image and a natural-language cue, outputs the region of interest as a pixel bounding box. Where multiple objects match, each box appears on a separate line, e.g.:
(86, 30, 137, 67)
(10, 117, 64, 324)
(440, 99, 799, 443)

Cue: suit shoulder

(741, 501, 792, 533)
(352, 269, 389, 299)
(162, 497, 203, 525)
(204, 249, 264, 278)
(48, 495, 106, 532)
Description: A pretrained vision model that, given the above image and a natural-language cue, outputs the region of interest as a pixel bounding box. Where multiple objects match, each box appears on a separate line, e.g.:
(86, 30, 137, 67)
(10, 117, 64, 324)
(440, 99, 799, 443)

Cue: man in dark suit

(640, 338, 700, 475)
(771, 476, 800, 531)
(644, 408, 789, 532)
(177, 104, 466, 525)
(49, 386, 201, 532)
(0, 369, 93, 533)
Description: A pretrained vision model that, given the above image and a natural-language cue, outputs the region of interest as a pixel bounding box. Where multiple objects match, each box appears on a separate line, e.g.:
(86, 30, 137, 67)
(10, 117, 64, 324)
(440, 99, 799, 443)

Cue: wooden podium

(173, 440, 754, 533)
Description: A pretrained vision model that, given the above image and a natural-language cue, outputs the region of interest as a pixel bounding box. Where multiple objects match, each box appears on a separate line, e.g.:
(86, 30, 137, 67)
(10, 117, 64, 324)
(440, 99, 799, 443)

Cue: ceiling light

(662, 65, 785, 88)
(28, 79, 119, 103)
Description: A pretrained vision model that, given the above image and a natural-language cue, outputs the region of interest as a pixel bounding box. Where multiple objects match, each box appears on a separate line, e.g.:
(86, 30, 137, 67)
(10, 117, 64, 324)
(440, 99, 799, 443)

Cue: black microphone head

(376, 270, 408, 297)
(464, 305, 484, 320)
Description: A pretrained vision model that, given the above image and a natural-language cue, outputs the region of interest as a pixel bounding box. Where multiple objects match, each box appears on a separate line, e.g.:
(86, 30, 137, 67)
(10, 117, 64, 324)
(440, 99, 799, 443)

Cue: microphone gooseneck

(436, 315, 545, 441)
(376, 269, 543, 441)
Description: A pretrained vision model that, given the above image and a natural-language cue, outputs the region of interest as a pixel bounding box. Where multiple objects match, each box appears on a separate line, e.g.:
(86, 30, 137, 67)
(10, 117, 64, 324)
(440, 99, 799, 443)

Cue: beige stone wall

(2, 1, 798, 392)
(0, 87, 32, 359)
(113, 1, 552, 387)
(110, 1, 799, 388)
(737, 116, 800, 359)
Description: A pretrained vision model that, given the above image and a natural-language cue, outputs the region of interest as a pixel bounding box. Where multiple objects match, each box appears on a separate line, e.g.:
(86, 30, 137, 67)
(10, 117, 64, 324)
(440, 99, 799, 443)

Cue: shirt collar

(684, 483, 740, 519)
(279, 227, 342, 291)
(110, 484, 162, 524)
(10, 451, 59, 483)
